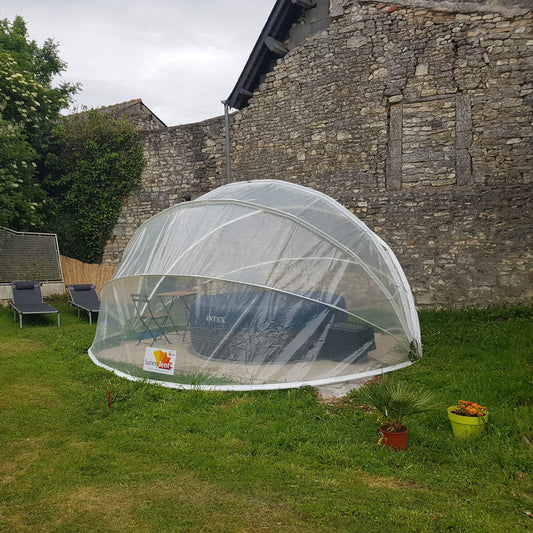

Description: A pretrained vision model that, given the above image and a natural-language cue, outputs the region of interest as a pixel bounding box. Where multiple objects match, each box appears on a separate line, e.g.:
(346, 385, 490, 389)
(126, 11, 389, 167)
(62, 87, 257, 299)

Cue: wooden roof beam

(236, 87, 253, 97)
(264, 36, 289, 56)
(291, 0, 316, 8)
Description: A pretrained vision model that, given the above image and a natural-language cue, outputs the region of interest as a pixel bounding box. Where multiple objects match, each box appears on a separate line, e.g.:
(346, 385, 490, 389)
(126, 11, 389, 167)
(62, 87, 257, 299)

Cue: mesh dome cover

(89, 180, 421, 390)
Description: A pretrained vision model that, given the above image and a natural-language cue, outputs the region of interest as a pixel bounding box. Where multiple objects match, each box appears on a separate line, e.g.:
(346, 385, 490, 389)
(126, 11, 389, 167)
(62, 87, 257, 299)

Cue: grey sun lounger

(67, 284, 100, 325)
(10, 281, 60, 329)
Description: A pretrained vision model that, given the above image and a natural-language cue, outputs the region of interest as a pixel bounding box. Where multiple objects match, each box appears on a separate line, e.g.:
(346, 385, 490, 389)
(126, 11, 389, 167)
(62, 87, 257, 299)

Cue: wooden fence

(60, 256, 116, 294)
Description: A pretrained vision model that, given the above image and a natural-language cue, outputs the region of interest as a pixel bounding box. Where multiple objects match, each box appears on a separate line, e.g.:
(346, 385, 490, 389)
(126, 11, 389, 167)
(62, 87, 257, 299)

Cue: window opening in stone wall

(386, 94, 472, 189)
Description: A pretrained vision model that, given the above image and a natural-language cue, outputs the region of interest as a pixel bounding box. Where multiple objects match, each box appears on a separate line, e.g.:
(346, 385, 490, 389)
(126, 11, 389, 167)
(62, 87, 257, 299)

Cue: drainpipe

(222, 100, 232, 184)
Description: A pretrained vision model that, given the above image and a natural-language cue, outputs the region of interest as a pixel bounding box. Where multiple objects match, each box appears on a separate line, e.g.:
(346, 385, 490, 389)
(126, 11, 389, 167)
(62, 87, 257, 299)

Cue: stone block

(389, 106, 403, 141)
(415, 63, 429, 76)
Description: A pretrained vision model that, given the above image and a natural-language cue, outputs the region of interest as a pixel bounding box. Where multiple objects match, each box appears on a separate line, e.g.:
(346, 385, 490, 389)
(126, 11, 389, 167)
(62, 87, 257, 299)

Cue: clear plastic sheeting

(89, 180, 421, 390)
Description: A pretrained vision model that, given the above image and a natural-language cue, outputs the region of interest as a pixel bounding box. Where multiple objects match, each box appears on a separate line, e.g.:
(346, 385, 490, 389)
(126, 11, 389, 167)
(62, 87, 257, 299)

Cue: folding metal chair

(157, 289, 197, 341)
(131, 294, 171, 346)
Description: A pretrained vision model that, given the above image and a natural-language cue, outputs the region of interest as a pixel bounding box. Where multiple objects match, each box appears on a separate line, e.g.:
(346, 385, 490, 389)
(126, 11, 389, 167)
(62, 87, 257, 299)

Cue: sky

(0, 1, 274, 126)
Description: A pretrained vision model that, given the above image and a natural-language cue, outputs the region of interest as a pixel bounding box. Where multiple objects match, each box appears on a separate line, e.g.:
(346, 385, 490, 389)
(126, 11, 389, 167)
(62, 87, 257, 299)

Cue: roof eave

(227, 0, 310, 110)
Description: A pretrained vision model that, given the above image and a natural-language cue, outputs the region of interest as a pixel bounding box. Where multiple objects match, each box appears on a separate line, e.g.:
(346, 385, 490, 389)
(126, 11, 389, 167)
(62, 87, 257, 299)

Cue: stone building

(102, 0, 532, 308)
(85, 98, 167, 131)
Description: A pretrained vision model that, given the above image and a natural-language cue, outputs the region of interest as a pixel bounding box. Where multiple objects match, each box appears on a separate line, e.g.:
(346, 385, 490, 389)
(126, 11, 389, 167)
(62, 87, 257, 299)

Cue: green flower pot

(447, 406, 488, 439)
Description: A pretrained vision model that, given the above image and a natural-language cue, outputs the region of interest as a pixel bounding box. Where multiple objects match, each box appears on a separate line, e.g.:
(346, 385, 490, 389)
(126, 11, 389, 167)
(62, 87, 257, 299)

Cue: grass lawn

(0, 299, 531, 532)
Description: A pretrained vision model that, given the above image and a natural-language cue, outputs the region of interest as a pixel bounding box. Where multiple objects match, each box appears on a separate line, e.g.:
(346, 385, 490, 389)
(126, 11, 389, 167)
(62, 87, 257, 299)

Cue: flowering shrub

(0, 16, 78, 229)
(452, 400, 487, 417)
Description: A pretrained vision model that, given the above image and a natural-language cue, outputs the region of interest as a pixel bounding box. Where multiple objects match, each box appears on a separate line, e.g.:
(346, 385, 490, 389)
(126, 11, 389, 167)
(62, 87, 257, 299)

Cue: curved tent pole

(198, 259, 412, 350)
(113, 189, 419, 348)
(141, 210, 260, 301)
(88, 346, 413, 392)
(114, 269, 411, 351)
(200, 179, 419, 346)
(144, 198, 414, 344)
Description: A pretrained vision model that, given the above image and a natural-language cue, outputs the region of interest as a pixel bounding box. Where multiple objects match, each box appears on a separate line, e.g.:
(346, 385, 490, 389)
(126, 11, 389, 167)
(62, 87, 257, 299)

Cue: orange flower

(453, 400, 488, 417)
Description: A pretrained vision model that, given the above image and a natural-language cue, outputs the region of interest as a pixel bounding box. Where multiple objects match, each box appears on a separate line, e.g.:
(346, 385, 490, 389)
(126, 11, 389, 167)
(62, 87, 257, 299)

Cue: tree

(0, 117, 43, 227)
(44, 110, 145, 263)
(1, 16, 144, 262)
(0, 16, 78, 229)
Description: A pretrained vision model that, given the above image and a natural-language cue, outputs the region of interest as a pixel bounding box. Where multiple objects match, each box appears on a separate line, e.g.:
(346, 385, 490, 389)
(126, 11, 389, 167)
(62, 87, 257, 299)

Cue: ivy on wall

(43, 110, 145, 263)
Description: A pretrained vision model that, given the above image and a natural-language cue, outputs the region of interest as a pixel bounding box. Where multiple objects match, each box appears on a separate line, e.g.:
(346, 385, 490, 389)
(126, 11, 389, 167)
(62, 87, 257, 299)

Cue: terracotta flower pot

(379, 425, 408, 451)
(447, 406, 488, 439)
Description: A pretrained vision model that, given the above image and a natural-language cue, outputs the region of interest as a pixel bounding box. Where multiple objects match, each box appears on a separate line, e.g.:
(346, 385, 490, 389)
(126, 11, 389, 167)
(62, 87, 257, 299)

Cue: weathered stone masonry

(103, 0, 532, 308)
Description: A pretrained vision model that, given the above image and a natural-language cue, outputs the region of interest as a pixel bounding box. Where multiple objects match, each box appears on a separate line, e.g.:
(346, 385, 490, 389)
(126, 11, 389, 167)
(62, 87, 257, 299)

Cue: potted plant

(447, 400, 488, 439)
(358, 380, 436, 451)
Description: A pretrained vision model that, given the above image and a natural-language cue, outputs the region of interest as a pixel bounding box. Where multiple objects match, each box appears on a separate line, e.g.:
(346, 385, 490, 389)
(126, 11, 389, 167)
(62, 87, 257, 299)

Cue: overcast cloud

(1, 1, 274, 126)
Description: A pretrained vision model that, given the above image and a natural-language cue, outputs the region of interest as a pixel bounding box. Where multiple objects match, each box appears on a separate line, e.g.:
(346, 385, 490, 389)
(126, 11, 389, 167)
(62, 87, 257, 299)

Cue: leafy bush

(43, 110, 145, 263)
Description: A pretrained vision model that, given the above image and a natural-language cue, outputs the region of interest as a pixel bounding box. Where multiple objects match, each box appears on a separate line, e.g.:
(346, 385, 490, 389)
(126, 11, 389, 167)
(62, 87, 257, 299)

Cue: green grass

(0, 299, 532, 532)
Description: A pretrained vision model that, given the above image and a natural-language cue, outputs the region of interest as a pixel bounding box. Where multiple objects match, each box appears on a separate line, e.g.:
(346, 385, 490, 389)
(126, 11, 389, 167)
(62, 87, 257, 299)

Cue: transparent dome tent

(89, 180, 421, 390)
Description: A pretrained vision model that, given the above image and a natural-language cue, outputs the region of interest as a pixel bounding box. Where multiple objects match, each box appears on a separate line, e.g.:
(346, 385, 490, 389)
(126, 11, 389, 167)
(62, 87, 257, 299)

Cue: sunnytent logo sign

(143, 347, 177, 375)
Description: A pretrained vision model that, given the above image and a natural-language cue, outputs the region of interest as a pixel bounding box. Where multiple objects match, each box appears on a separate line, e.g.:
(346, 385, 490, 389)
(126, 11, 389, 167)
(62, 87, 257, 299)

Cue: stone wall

(102, 116, 227, 264)
(103, 0, 532, 308)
